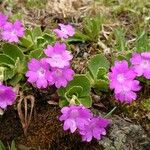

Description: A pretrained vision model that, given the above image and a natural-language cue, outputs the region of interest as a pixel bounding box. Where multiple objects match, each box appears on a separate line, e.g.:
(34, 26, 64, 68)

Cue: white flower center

(70, 109, 79, 118)
(61, 27, 68, 34)
(37, 68, 45, 77)
(141, 60, 149, 68)
(11, 30, 17, 36)
(52, 54, 62, 63)
(117, 74, 125, 83)
(55, 69, 62, 77)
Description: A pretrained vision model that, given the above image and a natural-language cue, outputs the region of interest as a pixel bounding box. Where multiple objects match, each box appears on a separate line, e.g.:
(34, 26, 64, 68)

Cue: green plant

(86, 54, 110, 94)
(113, 27, 128, 51)
(68, 16, 103, 43)
(0, 27, 56, 86)
(20, 27, 56, 57)
(26, 0, 47, 9)
(58, 75, 92, 108)
(142, 98, 150, 110)
(0, 140, 16, 150)
(0, 43, 27, 85)
(135, 29, 150, 52)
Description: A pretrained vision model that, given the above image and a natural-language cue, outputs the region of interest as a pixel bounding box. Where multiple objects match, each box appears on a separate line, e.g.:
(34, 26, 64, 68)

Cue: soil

(0, 104, 102, 150)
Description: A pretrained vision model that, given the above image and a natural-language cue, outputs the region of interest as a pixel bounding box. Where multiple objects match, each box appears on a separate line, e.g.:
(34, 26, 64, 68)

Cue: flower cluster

(54, 23, 75, 39)
(109, 52, 150, 104)
(0, 12, 24, 43)
(109, 60, 141, 103)
(26, 42, 74, 89)
(0, 83, 16, 109)
(130, 52, 150, 79)
(59, 105, 110, 142)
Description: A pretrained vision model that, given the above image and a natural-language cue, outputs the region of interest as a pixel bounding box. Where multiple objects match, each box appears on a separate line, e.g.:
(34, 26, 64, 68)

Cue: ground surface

(0, 0, 150, 149)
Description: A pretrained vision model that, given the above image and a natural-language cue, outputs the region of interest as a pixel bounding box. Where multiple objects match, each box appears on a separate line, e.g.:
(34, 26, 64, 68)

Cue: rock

(99, 116, 150, 150)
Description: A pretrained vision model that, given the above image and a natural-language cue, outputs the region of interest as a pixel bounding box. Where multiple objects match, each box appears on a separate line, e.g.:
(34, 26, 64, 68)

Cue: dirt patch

(0, 103, 102, 149)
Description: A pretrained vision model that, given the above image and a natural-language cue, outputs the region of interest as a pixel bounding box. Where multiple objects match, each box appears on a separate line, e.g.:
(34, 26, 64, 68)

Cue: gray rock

(99, 116, 150, 150)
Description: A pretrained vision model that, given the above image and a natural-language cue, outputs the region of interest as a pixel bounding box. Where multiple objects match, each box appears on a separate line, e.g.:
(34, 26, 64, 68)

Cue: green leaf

(32, 26, 42, 39)
(10, 140, 16, 150)
(113, 27, 127, 51)
(59, 99, 69, 107)
(83, 16, 103, 42)
(65, 86, 83, 99)
(78, 96, 92, 108)
(117, 51, 132, 61)
(0, 140, 6, 150)
(58, 75, 92, 107)
(93, 79, 109, 93)
(37, 37, 45, 46)
(20, 29, 35, 49)
(87, 54, 110, 79)
(14, 58, 27, 74)
(4, 68, 15, 81)
(0, 54, 15, 66)
(135, 29, 150, 52)
(3, 43, 24, 61)
(29, 49, 44, 59)
(19, 37, 33, 49)
(43, 33, 56, 44)
(97, 67, 107, 80)
(9, 74, 23, 86)
(85, 72, 95, 85)
(58, 75, 91, 97)
(117, 54, 127, 61)
(67, 30, 90, 43)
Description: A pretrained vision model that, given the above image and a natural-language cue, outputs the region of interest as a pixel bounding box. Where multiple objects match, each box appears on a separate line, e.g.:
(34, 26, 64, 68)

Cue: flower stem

(104, 106, 117, 118)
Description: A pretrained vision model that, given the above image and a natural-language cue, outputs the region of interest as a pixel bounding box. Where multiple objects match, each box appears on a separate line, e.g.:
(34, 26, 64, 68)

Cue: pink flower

(59, 105, 111, 142)
(141, 52, 150, 59)
(53, 23, 75, 39)
(1, 20, 25, 43)
(79, 117, 110, 142)
(51, 67, 74, 88)
(0, 83, 16, 109)
(0, 12, 7, 28)
(26, 58, 53, 89)
(59, 105, 93, 133)
(115, 80, 141, 103)
(130, 52, 150, 79)
(109, 60, 141, 103)
(44, 42, 73, 68)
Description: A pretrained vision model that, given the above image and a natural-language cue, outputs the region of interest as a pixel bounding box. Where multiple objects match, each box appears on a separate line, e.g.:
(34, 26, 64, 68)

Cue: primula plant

(0, 5, 150, 148)
(86, 54, 110, 94)
(109, 52, 150, 103)
(59, 105, 110, 142)
(109, 60, 141, 103)
(0, 82, 16, 109)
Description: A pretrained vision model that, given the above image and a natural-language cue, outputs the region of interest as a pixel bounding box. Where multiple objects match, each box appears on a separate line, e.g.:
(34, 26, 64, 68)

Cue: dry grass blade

(17, 92, 35, 136)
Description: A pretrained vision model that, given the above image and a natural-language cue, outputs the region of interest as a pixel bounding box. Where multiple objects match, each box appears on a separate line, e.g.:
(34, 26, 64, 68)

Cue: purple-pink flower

(130, 52, 150, 79)
(44, 42, 73, 68)
(1, 20, 24, 43)
(51, 67, 74, 88)
(0, 83, 16, 109)
(26, 58, 53, 89)
(79, 117, 110, 142)
(53, 23, 75, 39)
(0, 12, 7, 29)
(59, 105, 93, 133)
(59, 105, 110, 142)
(109, 60, 141, 103)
